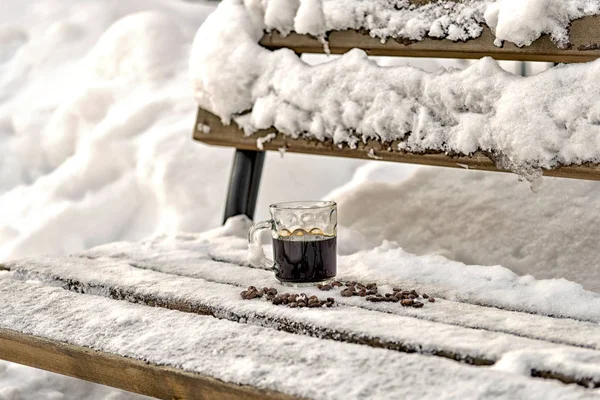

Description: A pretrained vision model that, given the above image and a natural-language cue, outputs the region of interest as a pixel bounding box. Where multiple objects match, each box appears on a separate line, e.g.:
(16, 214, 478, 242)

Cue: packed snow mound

(88, 11, 188, 81)
(190, 0, 600, 183)
(332, 165, 600, 293)
(0, 0, 362, 261)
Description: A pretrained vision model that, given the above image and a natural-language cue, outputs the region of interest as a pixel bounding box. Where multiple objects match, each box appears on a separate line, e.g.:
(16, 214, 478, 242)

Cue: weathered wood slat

(193, 108, 600, 181)
(260, 16, 600, 63)
(0, 329, 294, 400)
(7, 256, 600, 389)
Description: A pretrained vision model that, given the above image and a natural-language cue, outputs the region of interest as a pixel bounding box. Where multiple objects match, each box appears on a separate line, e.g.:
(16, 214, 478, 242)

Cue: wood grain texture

(0, 328, 296, 400)
(193, 108, 600, 181)
(260, 16, 600, 63)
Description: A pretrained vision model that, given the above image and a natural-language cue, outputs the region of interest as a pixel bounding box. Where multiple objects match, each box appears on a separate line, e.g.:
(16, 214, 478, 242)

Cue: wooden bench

(193, 14, 600, 222)
(2, 234, 600, 399)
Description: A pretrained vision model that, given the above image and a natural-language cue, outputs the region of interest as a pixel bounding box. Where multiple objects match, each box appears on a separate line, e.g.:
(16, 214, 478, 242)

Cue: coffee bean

(410, 290, 418, 296)
(282, 298, 289, 304)
(240, 290, 248, 299)
(366, 283, 377, 289)
(366, 289, 378, 295)
(298, 302, 306, 308)
(385, 293, 393, 298)
(428, 297, 435, 303)
(256, 290, 264, 297)
(246, 291, 257, 300)
(394, 292, 403, 300)
(272, 296, 282, 305)
(356, 283, 366, 290)
(345, 281, 356, 287)
(327, 297, 335, 303)
(341, 288, 354, 297)
(248, 286, 256, 291)
(402, 290, 411, 296)
(413, 301, 424, 308)
(320, 284, 332, 291)
(331, 281, 342, 287)
(308, 298, 318, 305)
(288, 294, 297, 302)
(267, 288, 278, 296)
(317, 284, 323, 289)
(266, 294, 274, 301)
(392, 287, 402, 292)
(401, 299, 414, 307)
(388, 296, 399, 303)
(408, 294, 416, 299)
(325, 302, 334, 307)
(289, 302, 298, 308)
(308, 302, 321, 308)
(358, 289, 367, 297)
(422, 293, 429, 299)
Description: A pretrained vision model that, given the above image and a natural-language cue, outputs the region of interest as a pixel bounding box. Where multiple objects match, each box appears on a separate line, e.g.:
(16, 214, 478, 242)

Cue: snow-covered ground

(2, 0, 600, 398)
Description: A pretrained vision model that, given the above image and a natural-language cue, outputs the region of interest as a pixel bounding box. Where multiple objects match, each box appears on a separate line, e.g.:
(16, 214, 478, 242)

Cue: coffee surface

(273, 232, 336, 283)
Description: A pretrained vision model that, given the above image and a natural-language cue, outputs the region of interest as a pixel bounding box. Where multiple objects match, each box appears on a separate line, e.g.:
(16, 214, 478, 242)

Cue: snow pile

(332, 165, 600, 293)
(191, 0, 600, 182)
(0, 0, 362, 260)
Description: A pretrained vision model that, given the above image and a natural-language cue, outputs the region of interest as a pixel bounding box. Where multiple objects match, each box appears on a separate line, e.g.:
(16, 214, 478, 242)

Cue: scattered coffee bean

(413, 301, 424, 308)
(358, 289, 367, 297)
(408, 294, 416, 299)
(246, 291, 257, 300)
(327, 297, 335, 303)
(325, 302, 334, 308)
(401, 290, 411, 296)
(394, 292, 403, 300)
(256, 289, 264, 297)
(272, 296, 282, 305)
(240, 290, 248, 299)
(331, 281, 342, 287)
(422, 293, 429, 299)
(289, 302, 298, 308)
(392, 287, 402, 292)
(366, 289, 378, 295)
(298, 302, 306, 308)
(410, 290, 418, 296)
(320, 284, 332, 291)
(401, 299, 414, 307)
(341, 288, 354, 297)
(428, 297, 435, 303)
(366, 283, 377, 289)
(388, 296, 399, 303)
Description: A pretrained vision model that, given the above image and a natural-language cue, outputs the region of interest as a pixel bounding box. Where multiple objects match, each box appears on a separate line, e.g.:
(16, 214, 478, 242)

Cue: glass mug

(248, 201, 337, 285)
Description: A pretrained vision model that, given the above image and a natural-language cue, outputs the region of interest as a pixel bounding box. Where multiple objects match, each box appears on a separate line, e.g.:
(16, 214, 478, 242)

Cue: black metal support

(223, 149, 266, 223)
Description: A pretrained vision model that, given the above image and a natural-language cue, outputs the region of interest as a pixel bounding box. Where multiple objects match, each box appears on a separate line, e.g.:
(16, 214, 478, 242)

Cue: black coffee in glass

(248, 201, 338, 285)
(273, 233, 337, 283)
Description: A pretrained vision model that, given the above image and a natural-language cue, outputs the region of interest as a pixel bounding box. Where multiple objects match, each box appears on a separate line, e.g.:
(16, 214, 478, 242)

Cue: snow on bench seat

(3, 219, 600, 392)
(0, 278, 598, 400)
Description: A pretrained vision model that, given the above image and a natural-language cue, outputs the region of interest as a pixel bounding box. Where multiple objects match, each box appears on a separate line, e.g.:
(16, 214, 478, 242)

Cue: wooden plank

(7, 257, 600, 389)
(0, 328, 296, 400)
(260, 16, 600, 63)
(193, 108, 600, 182)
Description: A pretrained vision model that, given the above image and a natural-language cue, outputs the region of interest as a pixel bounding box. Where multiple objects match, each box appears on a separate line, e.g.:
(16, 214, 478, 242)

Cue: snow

(3, 0, 600, 397)
(0, 277, 598, 399)
(191, 0, 600, 183)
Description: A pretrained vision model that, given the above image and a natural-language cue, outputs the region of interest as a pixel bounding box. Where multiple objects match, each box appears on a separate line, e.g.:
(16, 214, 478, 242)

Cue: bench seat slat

(193, 108, 600, 182)
(260, 16, 600, 63)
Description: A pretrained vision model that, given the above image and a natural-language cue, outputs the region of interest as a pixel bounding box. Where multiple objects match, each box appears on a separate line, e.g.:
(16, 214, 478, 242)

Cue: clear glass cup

(248, 201, 337, 285)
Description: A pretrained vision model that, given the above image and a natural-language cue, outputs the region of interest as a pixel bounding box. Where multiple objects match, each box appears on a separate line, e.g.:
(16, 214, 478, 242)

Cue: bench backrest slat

(261, 16, 600, 63)
(194, 108, 600, 182)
